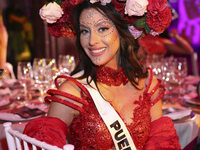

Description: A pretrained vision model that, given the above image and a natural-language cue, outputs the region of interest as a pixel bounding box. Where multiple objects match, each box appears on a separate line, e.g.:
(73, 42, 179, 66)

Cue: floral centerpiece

(39, 0, 172, 39)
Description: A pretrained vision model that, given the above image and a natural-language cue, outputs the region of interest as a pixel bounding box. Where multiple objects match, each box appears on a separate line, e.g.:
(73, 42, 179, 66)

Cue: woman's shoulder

(144, 69, 159, 90)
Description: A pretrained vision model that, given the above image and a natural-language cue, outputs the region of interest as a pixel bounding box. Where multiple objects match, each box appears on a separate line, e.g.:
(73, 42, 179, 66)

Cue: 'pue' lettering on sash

(110, 120, 131, 150)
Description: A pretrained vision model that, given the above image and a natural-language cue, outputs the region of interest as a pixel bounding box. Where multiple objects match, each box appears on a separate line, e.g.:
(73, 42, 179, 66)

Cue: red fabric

(144, 117, 181, 150)
(23, 69, 180, 150)
(138, 34, 167, 55)
(23, 117, 68, 149)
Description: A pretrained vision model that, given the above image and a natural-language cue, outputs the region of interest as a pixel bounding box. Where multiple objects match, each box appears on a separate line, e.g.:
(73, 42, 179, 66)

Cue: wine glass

(33, 58, 58, 101)
(17, 62, 33, 105)
(173, 57, 187, 101)
(146, 54, 164, 80)
(161, 57, 176, 103)
(58, 55, 75, 75)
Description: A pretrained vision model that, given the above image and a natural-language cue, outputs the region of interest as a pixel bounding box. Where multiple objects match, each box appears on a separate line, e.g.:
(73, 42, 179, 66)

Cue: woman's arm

(164, 29, 194, 55)
(47, 80, 83, 126)
(148, 76, 163, 122)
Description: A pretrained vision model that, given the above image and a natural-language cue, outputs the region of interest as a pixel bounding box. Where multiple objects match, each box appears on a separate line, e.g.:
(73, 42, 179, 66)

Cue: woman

(23, 0, 181, 149)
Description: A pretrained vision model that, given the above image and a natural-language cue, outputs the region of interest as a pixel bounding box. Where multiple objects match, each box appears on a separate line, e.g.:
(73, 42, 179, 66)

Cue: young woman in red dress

(23, 0, 181, 149)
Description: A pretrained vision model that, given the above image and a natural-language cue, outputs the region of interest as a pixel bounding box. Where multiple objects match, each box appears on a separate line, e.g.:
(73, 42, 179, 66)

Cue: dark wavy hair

(70, 0, 148, 89)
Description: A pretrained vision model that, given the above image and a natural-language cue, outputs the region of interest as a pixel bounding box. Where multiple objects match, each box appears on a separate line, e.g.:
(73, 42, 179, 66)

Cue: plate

(162, 106, 192, 120)
(181, 101, 200, 114)
(0, 97, 12, 109)
(173, 112, 195, 123)
(0, 112, 44, 122)
(0, 106, 46, 122)
(185, 98, 200, 105)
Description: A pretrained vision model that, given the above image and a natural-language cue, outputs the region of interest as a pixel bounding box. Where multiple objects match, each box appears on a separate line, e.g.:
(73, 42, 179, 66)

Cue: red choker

(96, 65, 128, 86)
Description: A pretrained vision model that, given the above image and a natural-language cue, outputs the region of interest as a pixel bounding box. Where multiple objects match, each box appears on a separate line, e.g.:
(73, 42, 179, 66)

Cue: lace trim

(96, 65, 128, 86)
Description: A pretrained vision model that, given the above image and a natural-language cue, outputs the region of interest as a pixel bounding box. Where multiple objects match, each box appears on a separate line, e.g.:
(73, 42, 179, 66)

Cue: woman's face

(79, 8, 120, 69)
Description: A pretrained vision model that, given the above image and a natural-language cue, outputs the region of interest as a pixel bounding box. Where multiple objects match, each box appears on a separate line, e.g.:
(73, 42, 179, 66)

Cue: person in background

(138, 29, 194, 56)
(3, 0, 33, 76)
(0, 10, 7, 68)
(23, 0, 181, 149)
(0, 10, 16, 79)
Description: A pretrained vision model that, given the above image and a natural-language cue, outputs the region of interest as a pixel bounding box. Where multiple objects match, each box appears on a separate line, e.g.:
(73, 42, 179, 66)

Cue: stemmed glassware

(17, 62, 33, 105)
(58, 55, 75, 75)
(146, 54, 164, 80)
(173, 57, 188, 101)
(161, 57, 176, 103)
(32, 58, 58, 102)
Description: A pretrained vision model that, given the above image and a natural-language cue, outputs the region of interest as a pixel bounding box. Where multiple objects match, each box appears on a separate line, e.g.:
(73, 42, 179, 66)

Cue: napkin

(3, 79, 17, 86)
(0, 97, 10, 107)
(14, 106, 46, 118)
(162, 106, 192, 120)
(0, 87, 11, 96)
(183, 91, 198, 100)
(184, 75, 200, 85)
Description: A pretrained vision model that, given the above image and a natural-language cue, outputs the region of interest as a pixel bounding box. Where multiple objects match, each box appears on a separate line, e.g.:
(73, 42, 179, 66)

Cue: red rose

(121, 10, 143, 25)
(60, 0, 73, 23)
(60, 26, 75, 38)
(69, 0, 84, 6)
(146, 0, 172, 32)
(111, 0, 125, 11)
(47, 23, 63, 38)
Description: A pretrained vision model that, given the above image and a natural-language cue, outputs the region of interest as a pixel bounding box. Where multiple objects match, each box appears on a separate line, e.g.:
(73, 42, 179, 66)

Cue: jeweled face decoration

(79, 8, 120, 68)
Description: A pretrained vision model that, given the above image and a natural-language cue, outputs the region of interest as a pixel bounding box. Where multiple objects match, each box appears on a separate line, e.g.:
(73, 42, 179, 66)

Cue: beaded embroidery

(96, 65, 128, 86)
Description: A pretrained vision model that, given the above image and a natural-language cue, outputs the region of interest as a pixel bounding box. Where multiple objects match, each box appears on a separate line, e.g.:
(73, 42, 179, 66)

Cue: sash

(84, 83, 137, 150)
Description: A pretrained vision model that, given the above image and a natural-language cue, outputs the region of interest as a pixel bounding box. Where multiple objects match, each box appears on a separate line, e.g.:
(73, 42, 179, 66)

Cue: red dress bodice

(23, 69, 181, 150)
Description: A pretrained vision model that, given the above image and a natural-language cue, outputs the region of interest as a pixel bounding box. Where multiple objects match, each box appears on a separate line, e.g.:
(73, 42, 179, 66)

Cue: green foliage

(134, 15, 151, 34)
(144, 24, 151, 33)
(46, 0, 65, 5)
(134, 17, 146, 28)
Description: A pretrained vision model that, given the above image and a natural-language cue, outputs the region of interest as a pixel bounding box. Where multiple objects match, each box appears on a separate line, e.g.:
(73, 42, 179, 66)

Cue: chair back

(3, 122, 74, 150)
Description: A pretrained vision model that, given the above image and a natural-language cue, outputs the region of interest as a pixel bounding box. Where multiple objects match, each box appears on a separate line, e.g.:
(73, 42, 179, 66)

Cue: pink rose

(90, 0, 111, 5)
(125, 0, 149, 16)
(39, 2, 64, 24)
(128, 26, 143, 39)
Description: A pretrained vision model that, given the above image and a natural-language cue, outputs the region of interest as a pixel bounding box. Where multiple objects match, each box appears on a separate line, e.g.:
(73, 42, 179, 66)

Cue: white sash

(84, 83, 137, 150)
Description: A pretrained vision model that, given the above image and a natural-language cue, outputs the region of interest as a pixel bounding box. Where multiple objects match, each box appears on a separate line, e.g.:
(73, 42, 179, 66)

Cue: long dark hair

(70, 0, 148, 89)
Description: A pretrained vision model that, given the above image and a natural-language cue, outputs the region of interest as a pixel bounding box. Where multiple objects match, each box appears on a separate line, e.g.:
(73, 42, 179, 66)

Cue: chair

(3, 122, 74, 150)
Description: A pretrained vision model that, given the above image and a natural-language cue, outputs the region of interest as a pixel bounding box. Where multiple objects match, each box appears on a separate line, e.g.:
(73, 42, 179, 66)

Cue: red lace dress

(23, 69, 181, 150)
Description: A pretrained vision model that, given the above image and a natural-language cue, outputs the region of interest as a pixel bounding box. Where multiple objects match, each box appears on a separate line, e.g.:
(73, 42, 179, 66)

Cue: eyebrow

(94, 19, 112, 27)
(79, 22, 89, 28)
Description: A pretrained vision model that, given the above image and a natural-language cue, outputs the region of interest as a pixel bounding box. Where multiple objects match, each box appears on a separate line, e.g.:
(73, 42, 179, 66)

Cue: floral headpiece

(39, 0, 172, 39)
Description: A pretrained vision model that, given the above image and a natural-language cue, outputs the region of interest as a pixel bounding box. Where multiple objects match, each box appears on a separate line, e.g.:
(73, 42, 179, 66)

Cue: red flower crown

(39, 0, 172, 39)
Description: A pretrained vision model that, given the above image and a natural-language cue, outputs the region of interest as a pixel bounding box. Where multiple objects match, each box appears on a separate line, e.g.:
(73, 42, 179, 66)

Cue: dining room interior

(0, 0, 200, 150)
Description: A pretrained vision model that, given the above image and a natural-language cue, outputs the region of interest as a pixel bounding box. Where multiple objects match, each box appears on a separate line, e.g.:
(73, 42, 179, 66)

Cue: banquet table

(0, 77, 200, 150)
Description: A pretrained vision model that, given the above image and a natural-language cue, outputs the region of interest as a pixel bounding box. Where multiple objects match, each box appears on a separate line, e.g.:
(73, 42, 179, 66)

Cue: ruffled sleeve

(23, 116, 68, 148)
(144, 117, 181, 150)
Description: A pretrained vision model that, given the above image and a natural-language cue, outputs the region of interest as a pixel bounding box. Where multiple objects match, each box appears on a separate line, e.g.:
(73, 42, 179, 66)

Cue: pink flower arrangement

(39, 0, 172, 39)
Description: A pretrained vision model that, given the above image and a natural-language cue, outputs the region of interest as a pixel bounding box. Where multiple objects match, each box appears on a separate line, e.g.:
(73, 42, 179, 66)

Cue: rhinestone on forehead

(86, 9, 97, 19)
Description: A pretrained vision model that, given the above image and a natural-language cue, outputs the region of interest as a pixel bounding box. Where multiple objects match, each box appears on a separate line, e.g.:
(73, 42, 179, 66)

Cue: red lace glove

(144, 117, 181, 150)
(23, 116, 69, 148)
